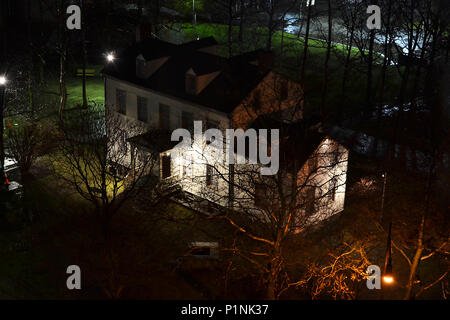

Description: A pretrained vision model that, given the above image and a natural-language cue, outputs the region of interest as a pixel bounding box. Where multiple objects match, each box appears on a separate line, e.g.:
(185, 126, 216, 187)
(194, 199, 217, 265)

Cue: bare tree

(175, 109, 348, 299)
(57, 0, 67, 120)
(55, 107, 161, 235)
(6, 120, 58, 180)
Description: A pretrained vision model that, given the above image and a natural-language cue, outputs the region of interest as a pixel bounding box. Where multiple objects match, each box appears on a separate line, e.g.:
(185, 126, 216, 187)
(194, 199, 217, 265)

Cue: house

(102, 36, 348, 226)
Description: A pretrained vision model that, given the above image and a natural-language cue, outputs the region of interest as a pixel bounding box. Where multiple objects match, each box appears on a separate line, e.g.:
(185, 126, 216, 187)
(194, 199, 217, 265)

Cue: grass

(65, 77, 104, 108)
(44, 65, 105, 112)
(44, 151, 125, 202)
(48, 76, 104, 110)
(181, 23, 377, 61)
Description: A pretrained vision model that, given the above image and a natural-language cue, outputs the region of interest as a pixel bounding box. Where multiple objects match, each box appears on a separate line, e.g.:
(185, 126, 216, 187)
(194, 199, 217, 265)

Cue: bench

(76, 68, 96, 77)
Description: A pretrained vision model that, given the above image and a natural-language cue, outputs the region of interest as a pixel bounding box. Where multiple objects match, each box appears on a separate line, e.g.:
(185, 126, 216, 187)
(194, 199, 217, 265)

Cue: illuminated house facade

(102, 37, 348, 224)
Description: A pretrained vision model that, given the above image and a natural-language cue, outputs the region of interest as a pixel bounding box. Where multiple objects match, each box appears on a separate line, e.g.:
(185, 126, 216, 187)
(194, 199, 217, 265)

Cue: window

(116, 89, 126, 115)
(333, 149, 340, 165)
(329, 178, 337, 201)
(161, 154, 171, 179)
(136, 59, 146, 78)
(306, 187, 316, 214)
(183, 155, 194, 177)
(191, 247, 210, 256)
(182, 111, 194, 132)
(205, 120, 220, 145)
(119, 132, 128, 153)
(189, 241, 219, 259)
(254, 183, 267, 207)
(206, 119, 219, 130)
(205, 164, 217, 187)
(309, 154, 318, 172)
(159, 103, 170, 129)
(137, 96, 148, 122)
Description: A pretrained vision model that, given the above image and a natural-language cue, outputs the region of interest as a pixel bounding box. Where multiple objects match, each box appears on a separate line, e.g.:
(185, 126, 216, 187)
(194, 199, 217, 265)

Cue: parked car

(4, 157, 18, 173)
(8, 180, 23, 194)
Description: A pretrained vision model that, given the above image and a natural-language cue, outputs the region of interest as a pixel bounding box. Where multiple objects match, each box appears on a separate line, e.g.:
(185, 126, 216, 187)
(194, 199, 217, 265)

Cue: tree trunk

(300, 2, 312, 84)
(374, 0, 393, 156)
(228, 0, 233, 57)
(366, 29, 375, 117)
(0, 87, 5, 187)
(266, 0, 275, 51)
(238, 0, 245, 44)
(321, 0, 332, 118)
(58, 0, 67, 120)
(59, 48, 67, 120)
(81, 0, 88, 108)
(404, 216, 425, 299)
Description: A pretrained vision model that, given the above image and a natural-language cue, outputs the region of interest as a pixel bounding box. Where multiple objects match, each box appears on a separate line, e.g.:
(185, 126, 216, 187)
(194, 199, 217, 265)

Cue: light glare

(383, 276, 394, 284)
(0, 76, 6, 85)
(106, 53, 115, 62)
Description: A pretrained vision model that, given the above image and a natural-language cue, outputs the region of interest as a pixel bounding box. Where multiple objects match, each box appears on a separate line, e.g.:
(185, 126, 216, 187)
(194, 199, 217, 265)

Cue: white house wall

(105, 76, 230, 132)
(301, 138, 349, 225)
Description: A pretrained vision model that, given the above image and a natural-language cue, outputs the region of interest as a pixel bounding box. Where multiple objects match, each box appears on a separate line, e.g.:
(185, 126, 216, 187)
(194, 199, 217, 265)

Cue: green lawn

(181, 23, 376, 61)
(65, 77, 104, 108)
(45, 66, 105, 112)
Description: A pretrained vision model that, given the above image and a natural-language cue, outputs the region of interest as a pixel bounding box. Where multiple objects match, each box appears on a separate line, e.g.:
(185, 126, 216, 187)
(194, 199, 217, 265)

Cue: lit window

(205, 164, 217, 187)
(119, 132, 128, 153)
(183, 155, 194, 177)
(329, 177, 337, 201)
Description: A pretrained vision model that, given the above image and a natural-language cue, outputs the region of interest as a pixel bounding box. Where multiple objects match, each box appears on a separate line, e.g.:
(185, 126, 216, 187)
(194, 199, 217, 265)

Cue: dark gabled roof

(180, 36, 218, 51)
(127, 129, 179, 154)
(137, 38, 178, 61)
(230, 49, 272, 64)
(249, 116, 326, 171)
(102, 37, 269, 114)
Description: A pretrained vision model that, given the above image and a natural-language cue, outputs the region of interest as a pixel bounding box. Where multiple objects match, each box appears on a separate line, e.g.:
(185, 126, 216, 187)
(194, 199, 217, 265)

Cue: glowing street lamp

(0, 75, 7, 86)
(383, 222, 394, 285)
(383, 260, 394, 284)
(106, 53, 115, 63)
(383, 273, 394, 284)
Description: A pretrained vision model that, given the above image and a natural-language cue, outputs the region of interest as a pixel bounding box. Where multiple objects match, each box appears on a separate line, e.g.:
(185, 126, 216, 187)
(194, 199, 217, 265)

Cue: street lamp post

(383, 222, 394, 285)
(193, 0, 198, 40)
(0, 75, 7, 189)
(381, 171, 387, 220)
